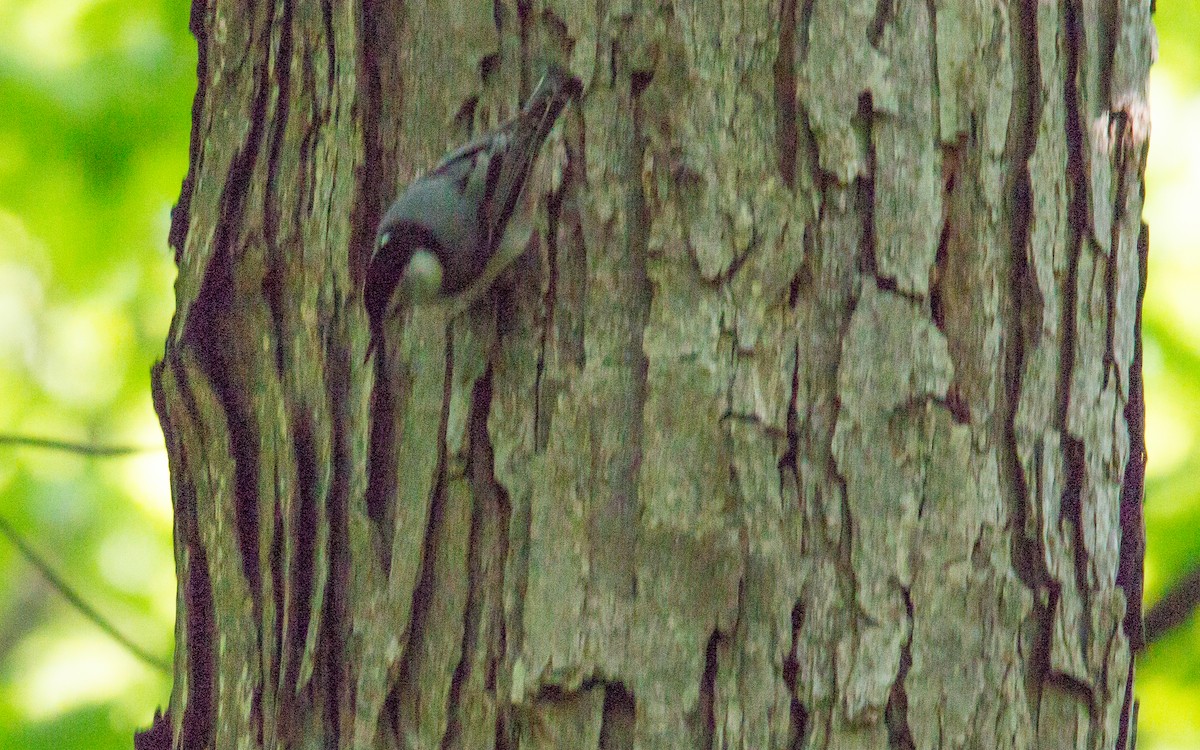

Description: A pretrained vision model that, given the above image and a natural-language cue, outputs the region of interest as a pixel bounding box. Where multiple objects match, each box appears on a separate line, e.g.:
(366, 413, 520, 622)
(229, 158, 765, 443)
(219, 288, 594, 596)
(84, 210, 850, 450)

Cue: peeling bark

(149, 1, 1154, 748)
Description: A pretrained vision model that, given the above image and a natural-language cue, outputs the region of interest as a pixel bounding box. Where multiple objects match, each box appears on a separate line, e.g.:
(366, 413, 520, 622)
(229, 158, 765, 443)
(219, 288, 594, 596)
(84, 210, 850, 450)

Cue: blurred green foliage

(0, 0, 191, 747)
(0, 1, 1195, 749)
(1136, 2, 1200, 749)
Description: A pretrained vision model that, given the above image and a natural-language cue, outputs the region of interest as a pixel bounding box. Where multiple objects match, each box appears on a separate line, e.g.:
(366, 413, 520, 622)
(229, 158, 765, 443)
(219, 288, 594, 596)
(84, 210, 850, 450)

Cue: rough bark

(148, 1, 1154, 748)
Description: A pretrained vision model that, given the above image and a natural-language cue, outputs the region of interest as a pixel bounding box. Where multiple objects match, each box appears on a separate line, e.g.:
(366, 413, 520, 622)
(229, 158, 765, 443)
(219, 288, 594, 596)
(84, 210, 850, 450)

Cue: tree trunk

(148, 1, 1154, 748)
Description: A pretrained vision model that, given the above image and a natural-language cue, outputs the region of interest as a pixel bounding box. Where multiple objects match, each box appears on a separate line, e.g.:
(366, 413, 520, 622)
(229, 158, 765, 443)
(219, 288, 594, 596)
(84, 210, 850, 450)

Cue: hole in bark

(480, 54, 500, 84)
(631, 69, 655, 98)
(598, 682, 635, 750)
(787, 267, 805, 308)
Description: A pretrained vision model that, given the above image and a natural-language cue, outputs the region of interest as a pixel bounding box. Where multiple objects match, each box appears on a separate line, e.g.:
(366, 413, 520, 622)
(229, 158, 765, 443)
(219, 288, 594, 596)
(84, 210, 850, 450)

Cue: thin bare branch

(0, 514, 171, 673)
(0, 434, 163, 457)
(1143, 565, 1200, 649)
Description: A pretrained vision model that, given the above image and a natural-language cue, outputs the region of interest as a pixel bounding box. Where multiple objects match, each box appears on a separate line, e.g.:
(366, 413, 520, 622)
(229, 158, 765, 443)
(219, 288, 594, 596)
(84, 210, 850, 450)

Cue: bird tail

(485, 66, 580, 245)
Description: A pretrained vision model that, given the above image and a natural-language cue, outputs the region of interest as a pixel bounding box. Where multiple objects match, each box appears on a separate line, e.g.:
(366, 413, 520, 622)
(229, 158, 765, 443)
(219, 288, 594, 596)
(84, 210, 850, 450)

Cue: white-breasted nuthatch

(364, 66, 581, 359)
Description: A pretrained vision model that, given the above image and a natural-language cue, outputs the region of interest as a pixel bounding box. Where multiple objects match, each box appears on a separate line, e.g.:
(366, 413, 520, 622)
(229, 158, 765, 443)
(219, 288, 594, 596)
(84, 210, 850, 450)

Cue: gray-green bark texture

(147, 0, 1154, 748)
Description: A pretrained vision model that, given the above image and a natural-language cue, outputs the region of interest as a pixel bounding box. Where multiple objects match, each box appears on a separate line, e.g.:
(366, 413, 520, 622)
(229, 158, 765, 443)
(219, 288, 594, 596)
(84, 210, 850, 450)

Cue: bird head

(364, 221, 444, 360)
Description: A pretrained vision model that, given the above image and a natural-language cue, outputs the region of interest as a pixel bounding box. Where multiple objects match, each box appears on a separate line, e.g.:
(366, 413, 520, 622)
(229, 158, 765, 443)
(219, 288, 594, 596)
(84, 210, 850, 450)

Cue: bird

(364, 66, 581, 361)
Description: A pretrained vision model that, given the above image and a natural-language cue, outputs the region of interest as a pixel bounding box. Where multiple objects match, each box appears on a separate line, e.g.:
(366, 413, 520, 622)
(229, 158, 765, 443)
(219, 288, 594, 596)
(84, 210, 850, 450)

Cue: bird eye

(378, 232, 391, 249)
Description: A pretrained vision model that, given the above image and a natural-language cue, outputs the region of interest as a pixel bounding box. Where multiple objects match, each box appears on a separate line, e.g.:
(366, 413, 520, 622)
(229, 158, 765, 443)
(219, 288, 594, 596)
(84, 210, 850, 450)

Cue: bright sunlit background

(0, 0, 187, 747)
(0, 1, 1196, 748)
(1133, 4, 1200, 749)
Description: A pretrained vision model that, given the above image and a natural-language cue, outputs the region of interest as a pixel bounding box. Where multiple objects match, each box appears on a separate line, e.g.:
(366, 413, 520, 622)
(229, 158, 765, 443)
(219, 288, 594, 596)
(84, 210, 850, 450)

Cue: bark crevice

(884, 589, 914, 750)
(168, 0, 210, 261)
(261, 0, 294, 357)
(1060, 0, 1086, 432)
(1002, 0, 1045, 600)
(696, 630, 720, 750)
(782, 601, 809, 750)
(391, 325, 457, 739)
(181, 472, 217, 750)
(324, 326, 353, 747)
(773, 0, 798, 190)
